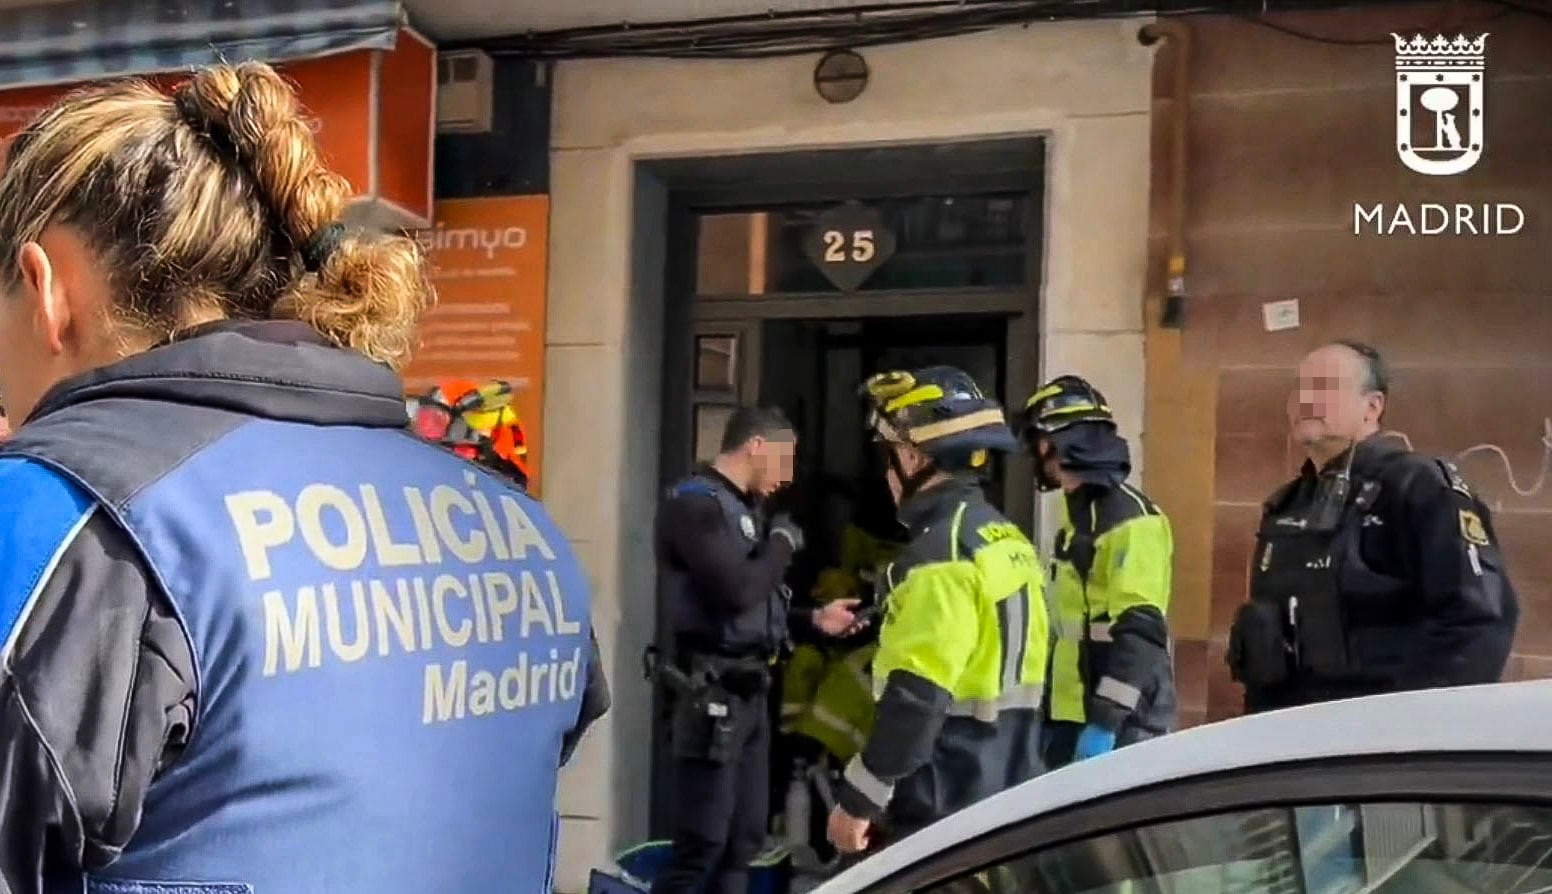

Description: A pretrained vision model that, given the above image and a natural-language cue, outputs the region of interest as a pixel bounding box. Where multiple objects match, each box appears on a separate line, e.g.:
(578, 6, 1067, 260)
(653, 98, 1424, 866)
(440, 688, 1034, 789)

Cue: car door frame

(856, 752, 1552, 893)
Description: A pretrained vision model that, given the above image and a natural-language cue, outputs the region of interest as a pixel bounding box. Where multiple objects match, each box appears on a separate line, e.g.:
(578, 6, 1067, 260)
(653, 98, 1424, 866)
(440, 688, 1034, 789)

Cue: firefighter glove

(1074, 724, 1117, 761)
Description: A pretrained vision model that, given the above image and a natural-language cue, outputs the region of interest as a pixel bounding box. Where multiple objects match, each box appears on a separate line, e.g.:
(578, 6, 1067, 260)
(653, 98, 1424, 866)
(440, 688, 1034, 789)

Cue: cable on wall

(1244, 0, 1535, 46)
(453, 0, 1552, 59)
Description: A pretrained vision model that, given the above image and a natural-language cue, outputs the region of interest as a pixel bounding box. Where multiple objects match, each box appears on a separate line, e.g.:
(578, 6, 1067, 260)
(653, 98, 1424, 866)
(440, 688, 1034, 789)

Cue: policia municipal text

(828, 367, 1048, 853)
(1021, 376, 1177, 765)
(406, 377, 610, 763)
(1228, 341, 1520, 712)
(0, 64, 605, 893)
(653, 407, 864, 894)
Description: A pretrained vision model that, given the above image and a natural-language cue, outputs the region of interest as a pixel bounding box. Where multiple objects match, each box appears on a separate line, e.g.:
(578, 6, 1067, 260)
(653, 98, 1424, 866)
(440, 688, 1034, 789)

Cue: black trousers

(651, 689, 770, 894)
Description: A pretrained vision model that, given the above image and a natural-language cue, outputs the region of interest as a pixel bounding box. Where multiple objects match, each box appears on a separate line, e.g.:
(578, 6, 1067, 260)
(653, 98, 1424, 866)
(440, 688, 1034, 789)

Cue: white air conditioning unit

(436, 49, 494, 135)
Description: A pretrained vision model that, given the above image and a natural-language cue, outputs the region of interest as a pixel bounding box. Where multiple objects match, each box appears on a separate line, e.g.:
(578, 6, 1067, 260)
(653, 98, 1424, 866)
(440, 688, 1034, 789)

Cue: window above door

(694, 191, 1036, 298)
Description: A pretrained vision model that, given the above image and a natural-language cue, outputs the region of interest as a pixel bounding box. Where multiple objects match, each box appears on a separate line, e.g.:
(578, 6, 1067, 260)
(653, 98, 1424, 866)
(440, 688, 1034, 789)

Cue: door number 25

(821, 229, 876, 263)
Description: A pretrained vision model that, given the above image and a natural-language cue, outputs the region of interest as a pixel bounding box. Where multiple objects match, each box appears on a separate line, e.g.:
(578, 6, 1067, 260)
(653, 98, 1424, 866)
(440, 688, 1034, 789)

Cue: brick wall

(1144, 2, 1552, 726)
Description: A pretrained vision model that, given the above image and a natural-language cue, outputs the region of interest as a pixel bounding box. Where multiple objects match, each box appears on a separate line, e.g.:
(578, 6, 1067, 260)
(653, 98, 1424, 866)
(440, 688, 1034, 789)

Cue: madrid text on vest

(1352, 202, 1526, 236)
(222, 471, 584, 725)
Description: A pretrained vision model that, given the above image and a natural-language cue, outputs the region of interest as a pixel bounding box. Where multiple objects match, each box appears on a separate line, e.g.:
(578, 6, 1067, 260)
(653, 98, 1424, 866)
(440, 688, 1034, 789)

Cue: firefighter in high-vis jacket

(780, 569, 879, 761)
(779, 519, 903, 758)
(407, 378, 533, 486)
(828, 366, 1049, 854)
(1021, 375, 1177, 767)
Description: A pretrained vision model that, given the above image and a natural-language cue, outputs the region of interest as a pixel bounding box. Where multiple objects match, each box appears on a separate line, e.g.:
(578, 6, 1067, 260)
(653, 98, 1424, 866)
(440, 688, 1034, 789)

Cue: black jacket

(1244, 434, 1518, 711)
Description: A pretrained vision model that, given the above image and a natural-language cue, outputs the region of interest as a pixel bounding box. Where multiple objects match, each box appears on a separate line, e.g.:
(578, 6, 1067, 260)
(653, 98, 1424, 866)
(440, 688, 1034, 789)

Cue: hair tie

(301, 222, 347, 272)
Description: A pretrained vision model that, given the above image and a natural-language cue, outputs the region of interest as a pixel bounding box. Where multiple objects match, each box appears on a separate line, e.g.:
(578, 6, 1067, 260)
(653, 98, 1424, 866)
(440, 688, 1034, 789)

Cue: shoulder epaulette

(669, 478, 717, 499)
(1435, 458, 1474, 498)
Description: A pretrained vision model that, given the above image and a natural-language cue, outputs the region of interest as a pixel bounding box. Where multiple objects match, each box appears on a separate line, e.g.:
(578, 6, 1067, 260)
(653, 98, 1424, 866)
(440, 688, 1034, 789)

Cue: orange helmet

(408, 379, 530, 487)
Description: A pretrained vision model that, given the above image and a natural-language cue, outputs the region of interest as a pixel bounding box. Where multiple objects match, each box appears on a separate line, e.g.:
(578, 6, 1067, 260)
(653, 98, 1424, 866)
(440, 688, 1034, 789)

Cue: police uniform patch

(1459, 509, 1490, 546)
(739, 514, 757, 540)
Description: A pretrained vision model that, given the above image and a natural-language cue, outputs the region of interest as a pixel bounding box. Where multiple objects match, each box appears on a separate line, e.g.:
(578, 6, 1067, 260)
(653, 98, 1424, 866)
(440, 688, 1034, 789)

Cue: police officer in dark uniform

(1227, 340, 1520, 713)
(653, 407, 863, 894)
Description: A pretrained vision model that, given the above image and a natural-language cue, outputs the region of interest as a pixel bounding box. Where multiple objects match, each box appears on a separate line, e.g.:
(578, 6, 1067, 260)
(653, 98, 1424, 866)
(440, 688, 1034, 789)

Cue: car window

(917, 800, 1552, 894)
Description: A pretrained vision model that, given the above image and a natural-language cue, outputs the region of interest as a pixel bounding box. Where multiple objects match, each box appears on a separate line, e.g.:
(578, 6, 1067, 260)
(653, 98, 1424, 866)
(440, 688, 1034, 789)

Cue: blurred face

(881, 441, 932, 506)
(1034, 436, 1063, 490)
(0, 225, 119, 424)
(1290, 344, 1385, 452)
(746, 432, 796, 498)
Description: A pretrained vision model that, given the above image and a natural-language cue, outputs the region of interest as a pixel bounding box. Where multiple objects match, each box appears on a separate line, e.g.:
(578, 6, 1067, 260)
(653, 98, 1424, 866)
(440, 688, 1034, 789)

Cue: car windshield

(922, 800, 1552, 894)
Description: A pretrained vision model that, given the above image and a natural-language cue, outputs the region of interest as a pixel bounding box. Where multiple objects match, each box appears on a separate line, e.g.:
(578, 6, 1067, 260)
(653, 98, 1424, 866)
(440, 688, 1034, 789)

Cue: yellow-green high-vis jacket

(834, 478, 1048, 829)
(1049, 482, 1177, 740)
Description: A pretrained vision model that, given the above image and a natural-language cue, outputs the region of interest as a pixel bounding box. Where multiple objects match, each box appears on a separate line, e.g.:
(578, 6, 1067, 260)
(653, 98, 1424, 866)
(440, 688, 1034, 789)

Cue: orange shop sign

(404, 196, 551, 494)
(0, 28, 436, 229)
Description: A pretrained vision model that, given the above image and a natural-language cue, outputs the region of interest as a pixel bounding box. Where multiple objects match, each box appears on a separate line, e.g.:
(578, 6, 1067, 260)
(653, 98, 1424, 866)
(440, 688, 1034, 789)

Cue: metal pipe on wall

(1138, 20, 1191, 329)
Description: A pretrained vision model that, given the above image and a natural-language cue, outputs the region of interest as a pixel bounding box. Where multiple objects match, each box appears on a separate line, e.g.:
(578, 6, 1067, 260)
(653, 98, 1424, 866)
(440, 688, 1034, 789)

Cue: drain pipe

(1138, 20, 1191, 329)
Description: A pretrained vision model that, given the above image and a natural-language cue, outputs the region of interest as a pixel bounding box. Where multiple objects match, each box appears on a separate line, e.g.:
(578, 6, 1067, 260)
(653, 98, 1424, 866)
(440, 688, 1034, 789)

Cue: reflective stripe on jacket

(835, 478, 1049, 827)
(785, 643, 878, 762)
(1049, 482, 1177, 737)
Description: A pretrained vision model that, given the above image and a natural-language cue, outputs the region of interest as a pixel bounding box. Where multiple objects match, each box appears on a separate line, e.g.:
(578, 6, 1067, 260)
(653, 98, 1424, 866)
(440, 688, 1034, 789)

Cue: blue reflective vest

(15, 418, 591, 893)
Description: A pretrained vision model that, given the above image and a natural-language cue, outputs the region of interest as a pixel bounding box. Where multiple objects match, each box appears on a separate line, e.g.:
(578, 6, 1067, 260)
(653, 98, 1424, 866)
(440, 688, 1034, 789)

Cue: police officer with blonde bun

(0, 62, 593, 892)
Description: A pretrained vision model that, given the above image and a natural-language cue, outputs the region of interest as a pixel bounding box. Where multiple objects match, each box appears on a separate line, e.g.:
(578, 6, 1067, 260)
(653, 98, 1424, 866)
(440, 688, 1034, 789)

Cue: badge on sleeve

(739, 514, 757, 540)
(1458, 509, 1490, 546)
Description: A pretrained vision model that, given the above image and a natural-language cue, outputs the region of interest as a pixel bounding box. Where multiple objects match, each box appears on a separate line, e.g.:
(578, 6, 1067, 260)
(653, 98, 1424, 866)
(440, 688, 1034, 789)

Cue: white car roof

(816, 681, 1552, 892)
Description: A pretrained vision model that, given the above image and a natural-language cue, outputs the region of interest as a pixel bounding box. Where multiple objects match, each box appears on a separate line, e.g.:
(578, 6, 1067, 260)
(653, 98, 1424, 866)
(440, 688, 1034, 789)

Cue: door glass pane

(917, 800, 1552, 894)
(822, 346, 864, 483)
(694, 404, 735, 464)
(694, 192, 1031, 296)
(872, 343, 999, 398)
(696, 334, 739, 391)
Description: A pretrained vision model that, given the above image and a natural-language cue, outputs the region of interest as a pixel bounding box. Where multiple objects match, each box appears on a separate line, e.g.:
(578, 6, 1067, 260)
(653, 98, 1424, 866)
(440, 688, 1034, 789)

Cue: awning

(0, 0, 405, 91)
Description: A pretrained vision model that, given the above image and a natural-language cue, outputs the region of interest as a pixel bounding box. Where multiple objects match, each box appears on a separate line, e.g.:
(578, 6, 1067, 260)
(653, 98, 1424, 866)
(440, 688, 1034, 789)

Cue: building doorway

(695, 313, 1010, 601)
(648, 138, 1046, 848)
